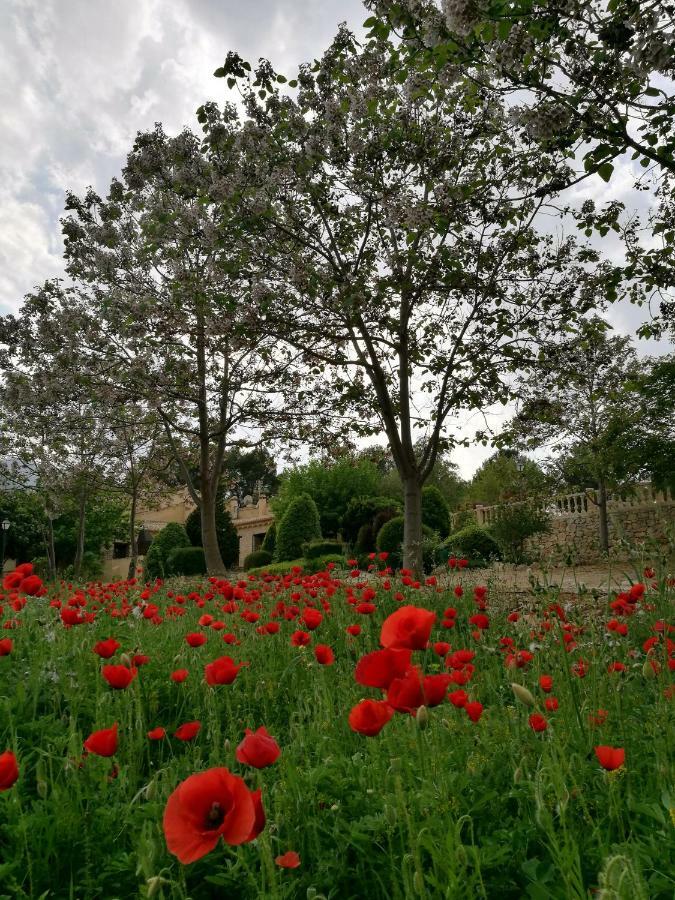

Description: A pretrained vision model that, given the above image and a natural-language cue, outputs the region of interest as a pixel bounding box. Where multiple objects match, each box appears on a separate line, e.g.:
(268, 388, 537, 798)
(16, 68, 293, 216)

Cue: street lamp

(1, 519, 10, 573)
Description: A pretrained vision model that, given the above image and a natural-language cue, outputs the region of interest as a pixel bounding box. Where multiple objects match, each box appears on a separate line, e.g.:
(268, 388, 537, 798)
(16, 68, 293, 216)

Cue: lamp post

(1, 519, 10, 573)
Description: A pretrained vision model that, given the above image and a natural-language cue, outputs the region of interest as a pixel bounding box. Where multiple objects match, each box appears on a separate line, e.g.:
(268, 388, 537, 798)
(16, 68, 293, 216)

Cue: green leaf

(597, 162, 614, 183)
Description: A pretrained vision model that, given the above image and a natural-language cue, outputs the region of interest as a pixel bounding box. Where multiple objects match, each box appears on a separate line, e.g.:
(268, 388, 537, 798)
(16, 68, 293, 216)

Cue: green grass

(0, 566, 673, 899)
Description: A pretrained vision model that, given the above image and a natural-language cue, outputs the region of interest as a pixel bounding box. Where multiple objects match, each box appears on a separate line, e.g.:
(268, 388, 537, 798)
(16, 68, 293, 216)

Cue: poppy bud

(385, 805, 397, 826)
(37, 778, 48, 799)
(224, 739, 230, 752)
(415, 705, 429, 729)
(119, 652, 132, 667)
(413, 871, 424, 894)
(642, 657, 658, 678)
(511, 683, 536, 707)
(513, 766, 523, 784)
(147, 876, 168, 898)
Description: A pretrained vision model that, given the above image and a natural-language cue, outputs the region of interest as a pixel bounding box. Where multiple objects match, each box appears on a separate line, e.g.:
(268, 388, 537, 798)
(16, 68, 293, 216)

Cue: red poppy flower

(204, 656, 247, 686)
(528, 713, 548, 733)
(545, 697, 559, 712)
(380, 605, 436, 651)
(346, 624, 361, 636)
(387, 667, 425, 714)
(163, 767, 262, 863)
(0, 751, 19, 791)
(301, 609, 323, 630)
(84, 723, 118, 757)
(235, 727, 280, 768)
(348, 699, 394, 736)
(93, 638, 120, 659)
(468, 614, 489, 630)
(422, 674, 452, 707)
(433, 641, 451, 657)
(174, 721, 201, 742)
(171, 668, 189, 683)
(594, 746, 625, 771)
(314, 644, 334, 665)
(0, 638, 12, 656)
(465, 701, 483, 723)
(101, 665, 137, 690)
(291, 630, 311, 647)
(133, 654, 150, 666)
(186, 632, 207, 647)
(19, 574, 43, 596)
(355, 648, 413, 689)
(2, 571, 23, 591)
(539, 675, 553, 693)
(275, 851, 301, 868)
(148, 727, 166, 740)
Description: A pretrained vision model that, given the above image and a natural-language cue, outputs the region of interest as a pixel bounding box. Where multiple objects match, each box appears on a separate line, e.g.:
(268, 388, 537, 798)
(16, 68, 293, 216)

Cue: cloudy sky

(0, 0, 669, 478)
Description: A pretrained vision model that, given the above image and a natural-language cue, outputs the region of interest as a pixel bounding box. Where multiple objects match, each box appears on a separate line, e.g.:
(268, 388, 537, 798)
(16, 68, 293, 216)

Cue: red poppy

(539, 675, 553, 693)
(589, 709, 608, 727)
(148, 727, 166, 740)
(528, 714, 548, 733)
(93, 638, 120, 659)
(133, 654, 150, 667)
(448, 689, 468, 708)
(346, 624, 361, 636)
(291, 630, 311, 647)
(275, 851, 301, 868)
(314, 644, 334, 665)
(171, 668, 189, 683)
(301, 609, 323, 630)
(387, 667, 425, 714)
(465, 702, 483, 723)
(186, 632, 207, 647)
(433, 641, 451, 657)
(204, 656, 247, 686)
(0, 751, 19, 791)
(380, 605, 436, 651)
(469, 614, 489, 630)
(235, 727, 280, 768)
(174, 721, 201, 742)
(101, 665, 137, 690)
(348, 699, 394, 736)
(19, 574, 43, 596)
(163, 767, 262, 863)
(0, 638, 12, 656)
(545, 697, 559, 712)
(594, 746, 625, 771)
(422, 674, 452, 707)
(84, 723, 118, 757)
(355, 648, 413, 689)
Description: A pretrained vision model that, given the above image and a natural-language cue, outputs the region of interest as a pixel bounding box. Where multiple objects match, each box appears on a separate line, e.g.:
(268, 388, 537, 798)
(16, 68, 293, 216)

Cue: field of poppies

(0, 558, 673, 899)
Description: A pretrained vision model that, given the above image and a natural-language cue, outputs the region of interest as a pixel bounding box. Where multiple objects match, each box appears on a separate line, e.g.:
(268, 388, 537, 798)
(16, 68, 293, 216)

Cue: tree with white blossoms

(205, 27, 621, 573)
(61, 124, 294, 574)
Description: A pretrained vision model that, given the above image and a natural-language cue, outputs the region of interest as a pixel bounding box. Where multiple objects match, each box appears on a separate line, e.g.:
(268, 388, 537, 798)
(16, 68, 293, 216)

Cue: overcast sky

(0, 0, 670, 479)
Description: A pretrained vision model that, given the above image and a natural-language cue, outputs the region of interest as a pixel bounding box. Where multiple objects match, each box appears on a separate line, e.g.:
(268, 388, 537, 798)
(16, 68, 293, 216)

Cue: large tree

(61, 124, 292, 574)
(205, 28, 617, 571)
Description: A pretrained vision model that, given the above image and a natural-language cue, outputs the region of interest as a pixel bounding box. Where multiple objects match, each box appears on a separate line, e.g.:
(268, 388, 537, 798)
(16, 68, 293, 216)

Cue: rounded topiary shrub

(341, 495, 401, 548)
(375, 516, 436, 572)
(302, 539, 343, 559)
(275, 493, 321, 562)
(184, 499, 240, 568)
(166, 546, 207, 576)
(144, 522, 190, 580)
(422, 485, 450, 539)
(303, 554, 346, 573)
(261, 522, 276, 555)
(442, 523, 501, 565)
(143, 541, 165, 580)
(243, 549, 273, 570)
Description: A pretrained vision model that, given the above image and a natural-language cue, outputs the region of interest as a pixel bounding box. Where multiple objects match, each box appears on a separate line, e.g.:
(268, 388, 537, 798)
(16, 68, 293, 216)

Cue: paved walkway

(454, 562, 646, 597)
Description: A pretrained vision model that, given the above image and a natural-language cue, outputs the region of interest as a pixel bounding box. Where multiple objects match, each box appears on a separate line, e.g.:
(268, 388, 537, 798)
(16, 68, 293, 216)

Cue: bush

(275, 494, 321, 562)
(375, 516, 437, 572)
(303, 554, 347, 573)
(243, 549, 273, 570)
(302, 539, 344, 559)
(341, 495, 402, 546)
(441, 523, 501, 566)
(166, 546, 207, 577)
(422, 485, 450, 538)
(144, 522, 190, 580)
(246, 559, 305, 577)
(143, 542, 164, 580)
(489, 503, 551, 564)
(185, 500, 240, 568)
(261, 522, 276, 555)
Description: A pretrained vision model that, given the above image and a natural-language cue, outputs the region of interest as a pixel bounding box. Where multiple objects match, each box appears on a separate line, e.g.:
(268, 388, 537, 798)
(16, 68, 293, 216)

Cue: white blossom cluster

(490, 23, 536, 72)
(441, 0, 487, 37)
(509, 102, 572, 143)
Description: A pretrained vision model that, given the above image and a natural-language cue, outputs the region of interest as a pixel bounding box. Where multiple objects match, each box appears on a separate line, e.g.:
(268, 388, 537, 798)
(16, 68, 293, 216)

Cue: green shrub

(302, 539, 344, 559)
(441, 523, 501, 566)
(143, 542, 164, 580)
(261, 522, 276, 555)
(303, 554, 346, 573)
(185, 500, 240, 568)
(247, 559, 305, 576)
(422, 485, 450, 538)
(243, 549, 273, 570)
(488, 503, 551, 564)
(375, 516, 436, 572)
(275, 494, 321, 562)
(166, 546, 207, 576)
(144, 522, 190, 580)
(341, 495, 401, 547)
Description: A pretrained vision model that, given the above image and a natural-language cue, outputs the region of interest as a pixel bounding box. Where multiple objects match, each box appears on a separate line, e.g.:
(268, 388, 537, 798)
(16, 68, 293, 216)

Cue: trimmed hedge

(261, 522, 276, 555)
(302, 539, 344, 559)
(166, 546, 207, 576)
(275, 493, 321, 562)
(185, 500, 240, 568)
(375, 516, 437, 572)
(144, 522, 191, 579)
(243, 549, 273, 570)
(246, 559, 305, 577)
(422, 485, 450, 538)
(303, 554, 346, 573)
(341, 495, 402, 547)
(440, 523, 501, 566)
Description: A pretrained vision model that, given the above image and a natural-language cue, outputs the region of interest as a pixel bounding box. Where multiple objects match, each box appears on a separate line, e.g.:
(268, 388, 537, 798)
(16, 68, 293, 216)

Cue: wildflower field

(0, 559, 673, 900)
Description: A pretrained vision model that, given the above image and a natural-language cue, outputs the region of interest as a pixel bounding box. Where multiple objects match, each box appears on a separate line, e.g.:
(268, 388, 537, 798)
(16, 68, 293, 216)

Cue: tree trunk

(597, 478, 609, 555)
(45, 517, 56, 580)
(127, 486, 138, 580)
(402, 475, 424, 575)
(201, 485, 226, 575)
(73, 491, 87, 579)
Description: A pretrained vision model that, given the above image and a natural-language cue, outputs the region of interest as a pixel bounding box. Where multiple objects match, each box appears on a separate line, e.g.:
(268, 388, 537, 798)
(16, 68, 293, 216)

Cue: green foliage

(375, 515, 436, 572)
(243, 549, 273, 570)
(221, 447, 279, 503)
(489, 503, 551, 564)
(165, 546, 207, 577)
(421, 485, 450, 538)
(275, 493, 321, 562)
(443, 523, 501, 565)
(185, 507, 201, 546)
(302, 539, 344, 559)
(272, 459, 383, 536)
(302, 554, 347, 573)
(184, 498, 240, 568)
(246, 558, 305, 576)
(144, 522, 190, 580)
(0, 490, 47, 562)
(261, 522, 276, 555)
(466, 452, 551, 506)
(341, 495, 401, 547)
